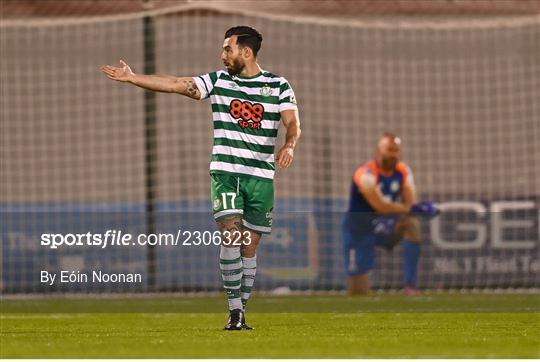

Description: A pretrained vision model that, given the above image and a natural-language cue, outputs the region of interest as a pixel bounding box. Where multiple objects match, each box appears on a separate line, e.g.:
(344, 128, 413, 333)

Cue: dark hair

(224, 26, 263, 57)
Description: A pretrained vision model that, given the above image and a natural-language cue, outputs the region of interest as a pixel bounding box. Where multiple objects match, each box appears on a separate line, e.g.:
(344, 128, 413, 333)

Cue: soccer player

(101, 26, 301, 330)
(343, 133, 437, 295)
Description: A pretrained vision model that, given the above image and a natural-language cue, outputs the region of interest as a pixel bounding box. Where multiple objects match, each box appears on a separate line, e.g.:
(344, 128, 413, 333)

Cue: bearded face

(221, 36, 247, 76)
(224, 56, 246, 76)
(380, 155, 398, 170)
(377, 136, 401, 171)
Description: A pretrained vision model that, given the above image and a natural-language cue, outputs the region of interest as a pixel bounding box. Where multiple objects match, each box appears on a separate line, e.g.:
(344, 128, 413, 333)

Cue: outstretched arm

(100, 60, 201, 100)
(276, 109, 301, 169)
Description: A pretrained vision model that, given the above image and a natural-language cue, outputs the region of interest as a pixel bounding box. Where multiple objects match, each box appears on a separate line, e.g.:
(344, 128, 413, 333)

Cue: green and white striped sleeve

(193, 71, 220, 100)
(278, 77, 298, 112)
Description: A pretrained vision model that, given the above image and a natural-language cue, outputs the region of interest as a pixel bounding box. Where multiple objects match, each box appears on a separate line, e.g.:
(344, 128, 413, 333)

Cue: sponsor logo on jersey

(229, 99, 265, 129)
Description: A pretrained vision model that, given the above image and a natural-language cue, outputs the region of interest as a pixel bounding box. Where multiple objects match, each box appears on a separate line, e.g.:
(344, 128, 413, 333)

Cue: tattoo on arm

(182, 79, 200, 99)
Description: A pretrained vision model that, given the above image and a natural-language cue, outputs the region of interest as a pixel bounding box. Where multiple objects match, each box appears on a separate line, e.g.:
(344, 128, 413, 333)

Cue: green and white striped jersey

(193, 70, 298, 181)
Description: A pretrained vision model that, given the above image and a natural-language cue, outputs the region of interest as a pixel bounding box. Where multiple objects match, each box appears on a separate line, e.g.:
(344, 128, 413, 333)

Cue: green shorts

(210, 172, 274, 234)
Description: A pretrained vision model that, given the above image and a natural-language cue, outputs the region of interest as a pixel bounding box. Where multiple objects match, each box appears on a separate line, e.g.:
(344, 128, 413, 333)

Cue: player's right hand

(100, 60, 134, 82)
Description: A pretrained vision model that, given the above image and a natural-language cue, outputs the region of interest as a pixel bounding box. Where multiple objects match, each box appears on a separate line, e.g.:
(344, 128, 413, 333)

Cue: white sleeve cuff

(193, 76, 209, 99)
(279, 103, 298, 112)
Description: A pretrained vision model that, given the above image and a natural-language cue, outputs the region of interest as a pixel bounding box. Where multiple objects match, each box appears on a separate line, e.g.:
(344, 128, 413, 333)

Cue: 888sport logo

(229, 99, 265, 129)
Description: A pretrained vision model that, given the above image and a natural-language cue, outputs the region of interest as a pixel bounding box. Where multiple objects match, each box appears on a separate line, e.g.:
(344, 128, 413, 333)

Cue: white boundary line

(1, 288, 539, 300)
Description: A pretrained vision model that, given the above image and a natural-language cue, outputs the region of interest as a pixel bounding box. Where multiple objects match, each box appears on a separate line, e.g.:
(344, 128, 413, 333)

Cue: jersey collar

(235, 70, 263, 80)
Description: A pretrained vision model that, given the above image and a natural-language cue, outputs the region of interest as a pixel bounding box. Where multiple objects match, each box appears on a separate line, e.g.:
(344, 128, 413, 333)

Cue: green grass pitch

(1, 293, 539, 358)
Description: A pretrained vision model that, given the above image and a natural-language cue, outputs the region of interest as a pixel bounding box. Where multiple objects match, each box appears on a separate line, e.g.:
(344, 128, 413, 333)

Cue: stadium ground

(1, 293, 538, 358)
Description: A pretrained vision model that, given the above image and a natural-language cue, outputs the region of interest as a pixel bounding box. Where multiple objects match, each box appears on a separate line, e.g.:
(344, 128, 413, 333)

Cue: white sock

(241, 255, 257, 310)
(219, 246, 243, 311)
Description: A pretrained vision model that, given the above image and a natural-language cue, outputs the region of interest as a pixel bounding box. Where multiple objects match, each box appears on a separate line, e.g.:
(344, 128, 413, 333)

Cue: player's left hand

(410, 201, 440, 218)
(276, 144, 294, 168)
